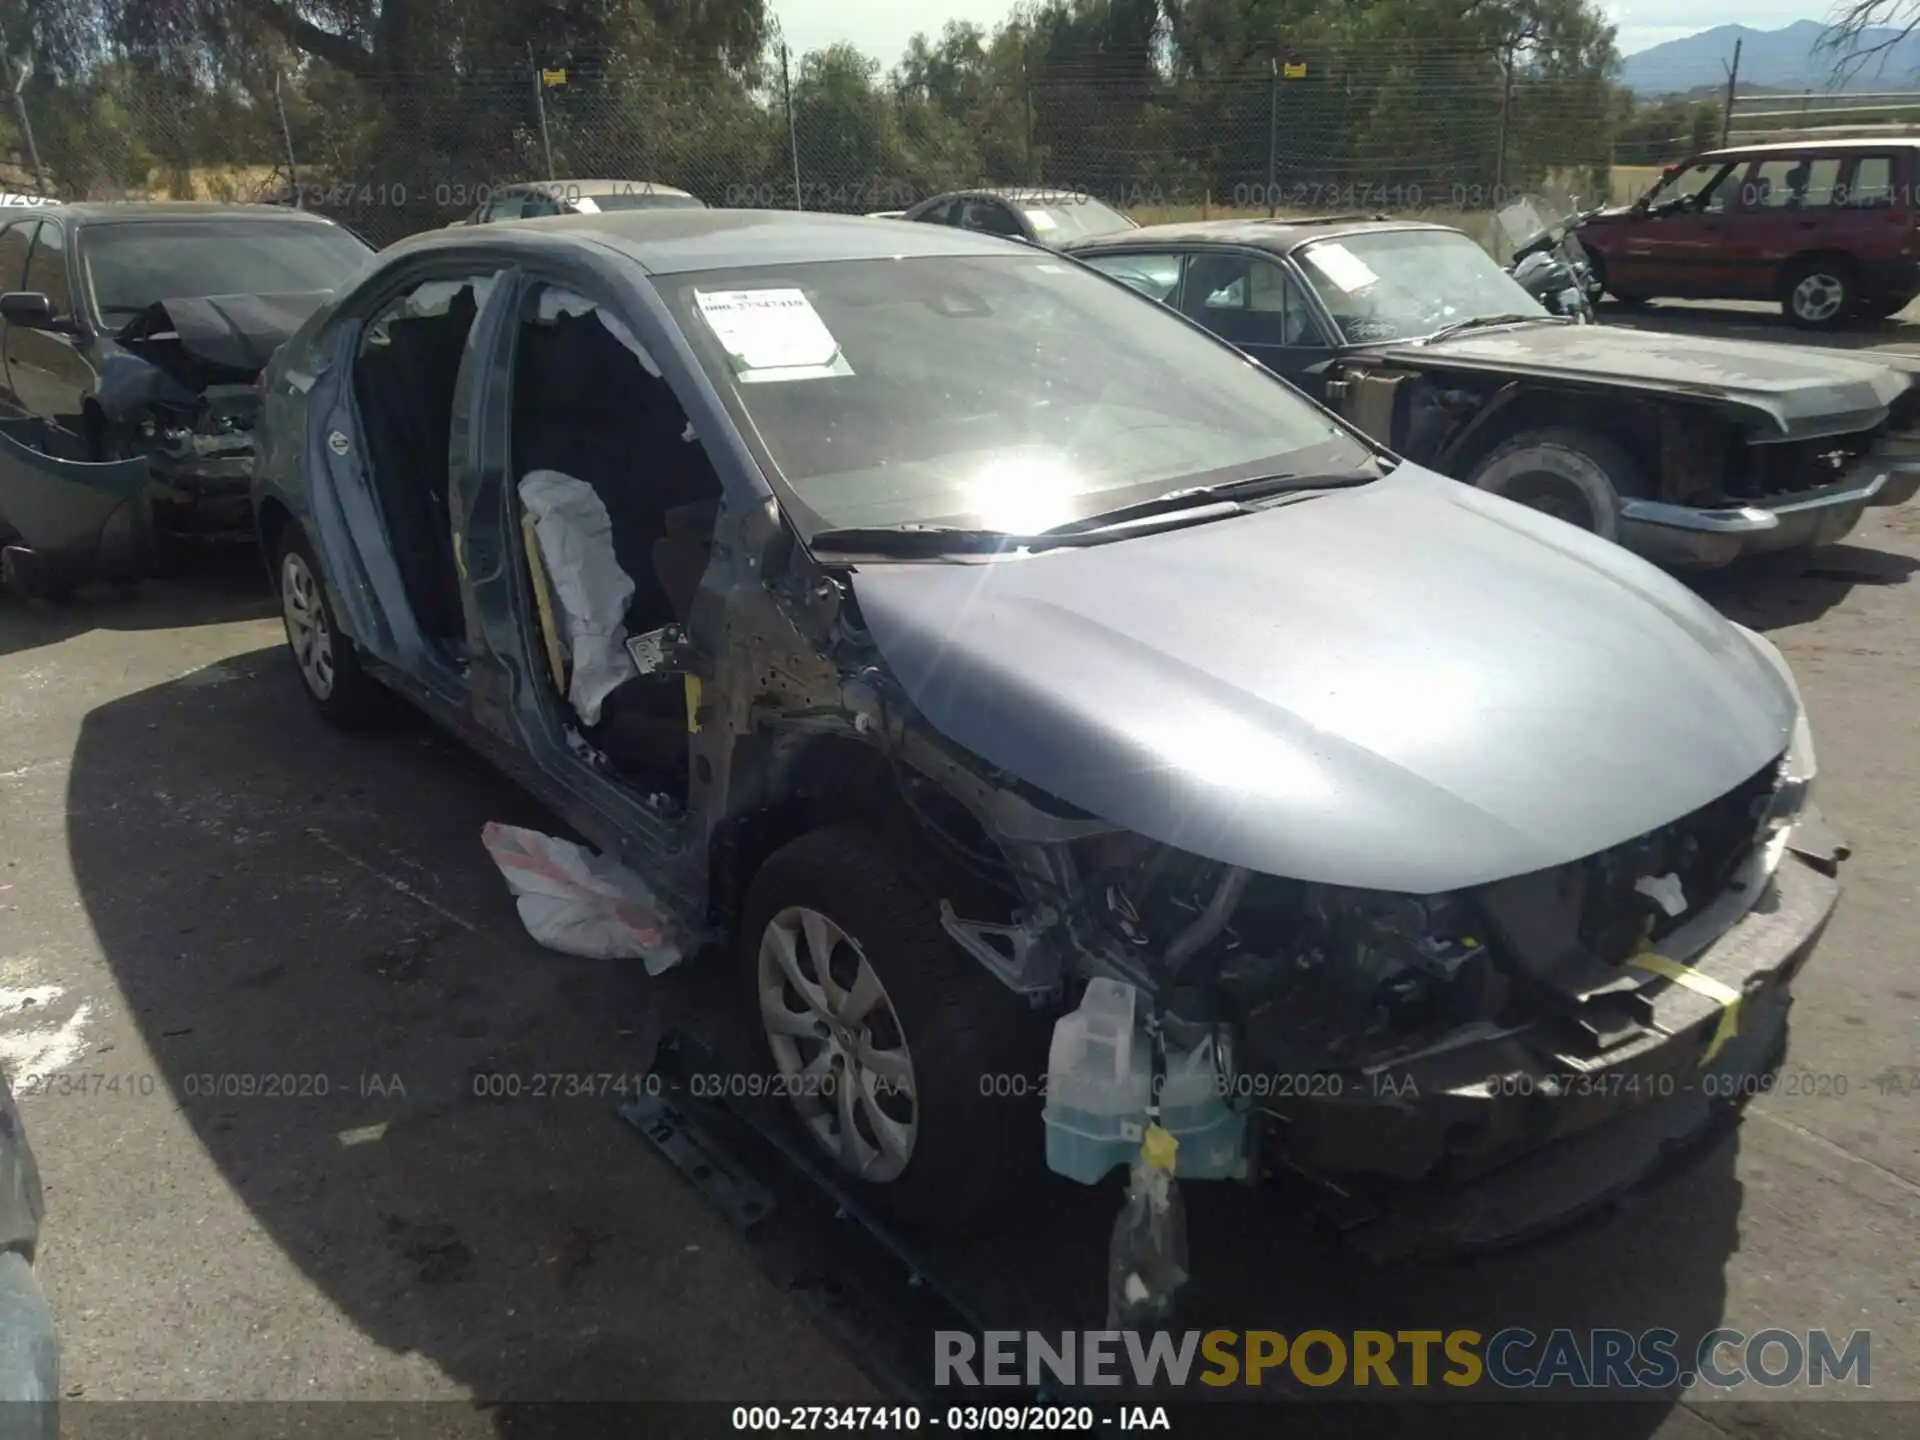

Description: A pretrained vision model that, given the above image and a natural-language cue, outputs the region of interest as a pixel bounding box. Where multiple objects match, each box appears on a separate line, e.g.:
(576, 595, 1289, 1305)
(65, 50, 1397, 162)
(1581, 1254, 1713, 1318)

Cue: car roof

(499, 179, 696, 198)
(926, 187, 1106, 204)
(1060, 215, 1452, 253)
(389, 206, 1030, 274)
(27, 201, 344, 226)
(1700, 138, 1920, 159)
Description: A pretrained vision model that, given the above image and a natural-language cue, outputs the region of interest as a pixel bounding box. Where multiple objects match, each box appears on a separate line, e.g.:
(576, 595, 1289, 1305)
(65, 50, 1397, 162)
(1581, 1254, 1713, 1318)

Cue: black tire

(1465, 427, 1645, 540)
(737, 823, 1050, 1230)
(1781, 258, 1856, 330)
(273, 522, 386, 727)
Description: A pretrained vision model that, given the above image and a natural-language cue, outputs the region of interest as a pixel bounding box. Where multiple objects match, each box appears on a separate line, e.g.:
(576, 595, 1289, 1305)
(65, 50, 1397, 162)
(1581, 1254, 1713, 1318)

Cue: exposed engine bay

(738, 524, 1841, 1258)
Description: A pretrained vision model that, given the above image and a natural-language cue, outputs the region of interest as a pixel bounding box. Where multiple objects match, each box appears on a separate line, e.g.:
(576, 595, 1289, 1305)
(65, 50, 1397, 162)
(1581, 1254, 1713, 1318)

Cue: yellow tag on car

(1142, 1123, 1178, 1172)
(1628, 952, 1741, 1068)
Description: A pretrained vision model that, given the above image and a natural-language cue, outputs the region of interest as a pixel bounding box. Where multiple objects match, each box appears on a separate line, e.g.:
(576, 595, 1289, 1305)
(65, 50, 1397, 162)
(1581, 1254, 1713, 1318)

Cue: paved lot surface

(1598, 296, 1920, 364)
(2, 336, 1919, 1434)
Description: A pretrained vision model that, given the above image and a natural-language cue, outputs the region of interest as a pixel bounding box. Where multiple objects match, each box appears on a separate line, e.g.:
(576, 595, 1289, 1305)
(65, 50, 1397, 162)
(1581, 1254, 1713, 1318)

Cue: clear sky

(769, 2, 1834, 72)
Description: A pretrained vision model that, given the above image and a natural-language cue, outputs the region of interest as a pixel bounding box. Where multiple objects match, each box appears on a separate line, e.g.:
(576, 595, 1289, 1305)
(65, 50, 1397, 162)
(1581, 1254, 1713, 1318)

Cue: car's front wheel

(275, 524, 384, 727)
(1466, 427, 1641, 541)
(738, 823, 1047, 1229)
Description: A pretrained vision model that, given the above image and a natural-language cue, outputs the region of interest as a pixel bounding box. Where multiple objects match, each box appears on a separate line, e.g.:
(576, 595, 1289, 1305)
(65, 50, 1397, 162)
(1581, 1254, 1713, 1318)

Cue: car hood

(849, 464, 1797, 894)
(115, 290, 333, 380)
(1374, 321, 1911, 441)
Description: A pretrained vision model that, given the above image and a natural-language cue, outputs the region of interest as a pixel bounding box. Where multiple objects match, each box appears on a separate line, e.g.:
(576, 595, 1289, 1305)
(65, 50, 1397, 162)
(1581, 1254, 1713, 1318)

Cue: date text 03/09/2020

(731, 1407, 1166, 1432)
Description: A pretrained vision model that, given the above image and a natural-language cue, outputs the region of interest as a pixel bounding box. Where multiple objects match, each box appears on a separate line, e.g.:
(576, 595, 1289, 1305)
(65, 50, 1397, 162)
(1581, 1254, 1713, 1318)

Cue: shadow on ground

(0, 551, 272, 659)
(1596, 299, 1920, 360)
(1686, 543, 1920, 632)
(65, 631, 1753, 1434)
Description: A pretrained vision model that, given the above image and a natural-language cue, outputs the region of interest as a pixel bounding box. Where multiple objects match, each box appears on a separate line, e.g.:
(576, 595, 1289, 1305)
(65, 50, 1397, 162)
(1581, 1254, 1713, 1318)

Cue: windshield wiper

(807, 470, 1382, 557)
(808, 525, 1031, 556)
(1038, 469, 1380, 536)
(1421, 312, 1551, 344)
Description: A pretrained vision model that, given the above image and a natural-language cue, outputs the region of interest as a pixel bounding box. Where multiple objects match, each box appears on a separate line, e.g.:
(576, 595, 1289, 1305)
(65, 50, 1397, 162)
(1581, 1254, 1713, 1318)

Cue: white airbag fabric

(516, 469, 639, 725)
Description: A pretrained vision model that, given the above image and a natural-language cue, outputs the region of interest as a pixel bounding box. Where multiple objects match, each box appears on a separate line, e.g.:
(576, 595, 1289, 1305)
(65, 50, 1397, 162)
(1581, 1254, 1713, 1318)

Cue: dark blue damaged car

(249, 207, 1844, 1259)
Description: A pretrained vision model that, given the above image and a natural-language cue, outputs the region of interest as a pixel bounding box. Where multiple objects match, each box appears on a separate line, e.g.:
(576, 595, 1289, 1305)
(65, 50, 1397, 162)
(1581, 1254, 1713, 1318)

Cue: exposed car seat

(511, 308, 722, 635)
(510, 302, 723, 790)
(352, 287, 478, 642)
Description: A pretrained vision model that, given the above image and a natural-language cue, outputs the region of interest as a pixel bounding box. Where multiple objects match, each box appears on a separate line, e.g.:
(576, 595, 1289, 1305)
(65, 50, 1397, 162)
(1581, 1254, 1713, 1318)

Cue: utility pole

(529, 42, 556, 181)
(1721, 39, 1742, 148)
(273, 71, 300, 206)
(1494, 42, 1515, 199)
(781, 43, 802, 209)
(1267, 57, 1279, 218)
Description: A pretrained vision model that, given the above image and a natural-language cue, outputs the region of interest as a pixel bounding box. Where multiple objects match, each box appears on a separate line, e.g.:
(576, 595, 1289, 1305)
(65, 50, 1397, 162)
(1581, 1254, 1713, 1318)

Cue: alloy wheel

(757, 904, 918, 1182)
(1792, 272, 1846, 324)
(280, 550, 336, 701)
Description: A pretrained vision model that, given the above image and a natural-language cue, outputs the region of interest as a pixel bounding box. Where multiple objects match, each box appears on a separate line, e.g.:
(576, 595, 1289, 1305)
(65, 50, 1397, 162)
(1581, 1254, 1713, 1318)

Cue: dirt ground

(3, 313, 1920, 1434)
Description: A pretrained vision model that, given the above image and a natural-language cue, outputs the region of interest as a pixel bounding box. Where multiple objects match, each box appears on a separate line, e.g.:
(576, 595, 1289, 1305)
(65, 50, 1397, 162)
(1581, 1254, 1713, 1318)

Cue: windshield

(1495, 195, 1556, 251)
(1295, 229, 1546, 343)
(80, 220, 372, 322)
(1017, 196, 1135, 243)
(659, 253, 1374, 538)
(579, 192, 707, 212)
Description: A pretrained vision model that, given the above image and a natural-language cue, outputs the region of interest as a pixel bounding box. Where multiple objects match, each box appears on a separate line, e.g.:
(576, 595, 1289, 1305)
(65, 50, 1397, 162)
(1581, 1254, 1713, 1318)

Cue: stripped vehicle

(0, 203, 371, 596)
(253, 208, 1841, 1258)
(1065, 217, 1920, 568)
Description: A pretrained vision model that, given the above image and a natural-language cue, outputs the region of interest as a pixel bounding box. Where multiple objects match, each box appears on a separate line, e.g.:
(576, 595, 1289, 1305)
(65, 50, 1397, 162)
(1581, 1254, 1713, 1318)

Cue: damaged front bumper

(143, 427, 256, 539)
(1262, 827, 1842, 1260)
(1618, 447, 1920, 568)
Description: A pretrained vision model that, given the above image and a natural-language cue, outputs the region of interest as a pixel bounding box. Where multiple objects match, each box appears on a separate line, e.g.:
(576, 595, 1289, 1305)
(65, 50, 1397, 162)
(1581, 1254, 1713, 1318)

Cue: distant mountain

(1620, 21, 1920, 97)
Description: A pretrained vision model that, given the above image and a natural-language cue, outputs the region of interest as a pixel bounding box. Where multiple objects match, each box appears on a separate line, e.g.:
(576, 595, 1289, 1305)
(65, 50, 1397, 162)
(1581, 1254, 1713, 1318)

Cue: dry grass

(79, 163, 285, 203)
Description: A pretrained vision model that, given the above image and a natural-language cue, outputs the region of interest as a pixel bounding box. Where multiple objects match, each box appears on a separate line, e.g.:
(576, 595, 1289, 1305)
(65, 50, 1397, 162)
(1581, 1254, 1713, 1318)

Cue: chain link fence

(0, 45, 1769, 252)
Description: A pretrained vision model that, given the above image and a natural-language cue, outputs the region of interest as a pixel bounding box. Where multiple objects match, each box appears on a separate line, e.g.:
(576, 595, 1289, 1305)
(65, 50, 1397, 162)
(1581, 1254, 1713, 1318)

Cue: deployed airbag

(516, 469, 639, 725)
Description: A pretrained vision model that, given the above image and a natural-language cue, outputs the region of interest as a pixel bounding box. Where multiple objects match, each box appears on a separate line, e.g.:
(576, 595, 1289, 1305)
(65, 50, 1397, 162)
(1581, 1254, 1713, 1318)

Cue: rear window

(578, 193, 706, 213)
(1016, 197, 1135, 242)
(1843, 155, 1899, 208)
(1744, 158, 1841, 209)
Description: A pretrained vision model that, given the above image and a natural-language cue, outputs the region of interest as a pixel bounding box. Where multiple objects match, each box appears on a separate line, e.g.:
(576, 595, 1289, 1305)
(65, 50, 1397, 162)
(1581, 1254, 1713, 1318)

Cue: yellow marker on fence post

(541, 68, 567, 87)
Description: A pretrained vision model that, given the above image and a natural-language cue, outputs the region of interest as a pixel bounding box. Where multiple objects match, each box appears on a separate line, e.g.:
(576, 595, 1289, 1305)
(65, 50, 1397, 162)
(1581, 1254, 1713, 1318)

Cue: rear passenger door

(1829, 152, 1915, 296)
(1729, 154, 1844, 299)
(284, 262, 511, 721)
(1175, 250, 1339, 390)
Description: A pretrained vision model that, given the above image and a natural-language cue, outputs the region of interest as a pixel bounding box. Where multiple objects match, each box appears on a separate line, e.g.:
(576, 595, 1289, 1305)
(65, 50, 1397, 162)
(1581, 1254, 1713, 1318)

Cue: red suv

(1576, 138, 1920, 328)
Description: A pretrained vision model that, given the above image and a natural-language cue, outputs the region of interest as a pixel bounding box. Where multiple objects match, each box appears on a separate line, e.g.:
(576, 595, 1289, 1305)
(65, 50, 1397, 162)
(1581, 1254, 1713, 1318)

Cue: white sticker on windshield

(1024, 209, 1058, 231)
(571, 195, 601, 214)
(1304, 242, 1379, 293)
(695, 288, 842, 375)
